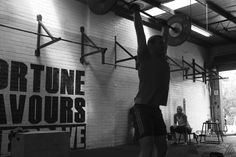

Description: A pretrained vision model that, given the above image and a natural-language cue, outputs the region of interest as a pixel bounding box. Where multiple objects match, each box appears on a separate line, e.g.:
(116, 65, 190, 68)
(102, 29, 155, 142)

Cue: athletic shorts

(131, 104, 167, 139)
(170, 126, 192, 134)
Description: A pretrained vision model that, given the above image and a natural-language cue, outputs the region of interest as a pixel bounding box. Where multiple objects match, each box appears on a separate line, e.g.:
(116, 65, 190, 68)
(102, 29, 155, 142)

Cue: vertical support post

(193, 59, 196, 82)
(34, 14, 61, 57)
(135, 56, 138, 70)
(114, 36, 117, 68)
(80, 26, 85, 64)
(101, 49, 106, 64)
(185, 69, 189, 80)
(183, 98, 186, 114)
(182, 56, 188, 80)
(35, 15, 42, 57)
(182, 56, 184, 80)
(203, 62, 207, 83)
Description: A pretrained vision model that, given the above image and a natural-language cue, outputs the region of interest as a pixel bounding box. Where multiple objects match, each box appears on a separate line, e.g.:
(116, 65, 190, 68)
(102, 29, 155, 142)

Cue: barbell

(87, 0, 191, 46)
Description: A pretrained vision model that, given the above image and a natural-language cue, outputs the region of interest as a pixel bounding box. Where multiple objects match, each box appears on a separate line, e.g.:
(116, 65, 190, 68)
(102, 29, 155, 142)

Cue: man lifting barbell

(130, 3, 170, 157)
(87, 1, 192, 156)
(87, 0, 192, 46)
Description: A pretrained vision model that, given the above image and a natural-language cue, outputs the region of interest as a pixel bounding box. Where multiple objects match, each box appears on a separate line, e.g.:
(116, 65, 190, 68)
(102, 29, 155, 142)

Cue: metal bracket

(182, 57, 226, 83)
(80, 27, 107, 65)
(98, 36, 137, 70)
(182, 57, 208, 82)
(105, 36, 191, 72)
(207, 69, 228, 81)
(35, 14, 61, 56)
(114, 36, 137, 69)
(167, 56, 189, 73)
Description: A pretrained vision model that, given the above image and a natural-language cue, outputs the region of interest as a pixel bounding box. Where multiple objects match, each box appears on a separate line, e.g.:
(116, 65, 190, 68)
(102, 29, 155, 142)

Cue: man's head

(147, 35, 166, 57)
(177, 106, 183, 114)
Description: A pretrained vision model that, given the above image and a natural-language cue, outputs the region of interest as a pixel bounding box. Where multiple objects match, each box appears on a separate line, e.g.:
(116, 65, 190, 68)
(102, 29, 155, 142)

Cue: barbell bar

(87, 0, 192, 46)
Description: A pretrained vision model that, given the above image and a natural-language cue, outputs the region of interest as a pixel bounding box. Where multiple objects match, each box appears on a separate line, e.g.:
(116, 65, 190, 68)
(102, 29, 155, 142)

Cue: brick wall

(0, 0, 210, 155)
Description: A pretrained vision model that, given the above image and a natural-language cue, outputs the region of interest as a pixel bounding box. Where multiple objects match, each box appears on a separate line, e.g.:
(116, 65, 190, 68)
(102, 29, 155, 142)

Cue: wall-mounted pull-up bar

(114, 36, 137, 69)
(182, 58, 203, 82)
(102, 36, 190, 72)
(84, 36, 138, 70)
(182, 57, 226, 83)
(167, 56, 189, 73)
(80, 27, 107, 64)
(207, 69, 228, 81)
(0, 15, 107, 59)
(35, 14, 107, 59)
(0, 15, 218, 81)
(35, 15, 61, 56)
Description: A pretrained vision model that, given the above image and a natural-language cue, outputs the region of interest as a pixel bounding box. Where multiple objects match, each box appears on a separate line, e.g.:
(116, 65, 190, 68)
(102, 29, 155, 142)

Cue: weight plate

(169, 23, 182, 37)
(87, 0, 118, 15)
(167, 13, 191, 46)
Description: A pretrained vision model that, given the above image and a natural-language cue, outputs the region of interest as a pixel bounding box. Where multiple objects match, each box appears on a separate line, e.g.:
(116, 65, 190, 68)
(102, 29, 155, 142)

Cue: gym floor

(70, 135, 236, 157)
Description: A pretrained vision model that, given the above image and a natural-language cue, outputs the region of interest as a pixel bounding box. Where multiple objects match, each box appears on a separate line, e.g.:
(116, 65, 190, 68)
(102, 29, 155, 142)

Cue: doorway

(219, 70, 236, 135)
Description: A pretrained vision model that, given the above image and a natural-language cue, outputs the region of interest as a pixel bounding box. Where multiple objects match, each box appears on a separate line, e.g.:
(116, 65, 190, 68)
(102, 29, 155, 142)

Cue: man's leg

(132, 105, 154, 157)
(184, 127, 192, 143)
(139, 136, 154, 157)
(183, 131, 188, 143)
(170, 126, 177, 143)
(176, 126, 188, 144)
(154, 135, 167, 157)
(152, 108, 167, 157)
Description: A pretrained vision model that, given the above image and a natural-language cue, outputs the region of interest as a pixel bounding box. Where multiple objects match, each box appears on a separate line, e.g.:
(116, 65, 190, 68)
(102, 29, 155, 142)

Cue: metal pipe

(115, 41, 134, 58)
(170, 68, 187, 72)
(104, 63, 136, 70)
(0, 23, 104, 49)
(116, 56, 136, 63)
(206, 3, 208, 30)
(35, 20, 42, 56)
(37, 38, 61, 49)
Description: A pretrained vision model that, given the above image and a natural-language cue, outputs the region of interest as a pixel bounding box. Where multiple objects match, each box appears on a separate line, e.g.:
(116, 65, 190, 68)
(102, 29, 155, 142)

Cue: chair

(178, 132, 198, 144)
(177, 127, 198, 144)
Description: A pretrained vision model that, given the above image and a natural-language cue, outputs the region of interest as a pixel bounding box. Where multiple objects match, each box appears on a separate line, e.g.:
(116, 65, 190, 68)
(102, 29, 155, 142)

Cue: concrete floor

(70, 136, 236, 157)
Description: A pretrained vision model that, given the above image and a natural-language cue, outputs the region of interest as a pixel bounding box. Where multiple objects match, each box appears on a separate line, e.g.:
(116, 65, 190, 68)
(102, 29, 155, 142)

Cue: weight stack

(11, 131, 70, 157)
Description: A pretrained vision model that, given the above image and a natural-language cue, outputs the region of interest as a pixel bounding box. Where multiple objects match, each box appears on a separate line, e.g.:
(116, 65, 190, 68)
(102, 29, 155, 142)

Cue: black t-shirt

(134, 47, 170, 106)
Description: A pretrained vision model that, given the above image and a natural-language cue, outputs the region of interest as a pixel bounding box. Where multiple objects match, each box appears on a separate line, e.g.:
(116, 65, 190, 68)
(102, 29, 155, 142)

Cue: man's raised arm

(162, 24, 169, 53)
(132, 5, 147, 55)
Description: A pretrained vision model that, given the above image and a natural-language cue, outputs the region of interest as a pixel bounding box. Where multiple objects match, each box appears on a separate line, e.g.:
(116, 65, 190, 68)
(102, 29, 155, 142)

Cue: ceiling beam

(214, 53, 236, 71)
(190, 18, 235, 43)
(211, 44, 236, 57)
(214, 53, 236, 64)
(206, 0, 236, 25)
(188, 34, 213, 47)
(217, 64, 236, 72)
(142, 0, 236, 43)
(113, 5, 213, 47)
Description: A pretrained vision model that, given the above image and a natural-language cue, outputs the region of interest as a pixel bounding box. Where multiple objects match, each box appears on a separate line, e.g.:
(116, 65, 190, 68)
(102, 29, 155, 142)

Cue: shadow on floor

(70, 136, 236, 157)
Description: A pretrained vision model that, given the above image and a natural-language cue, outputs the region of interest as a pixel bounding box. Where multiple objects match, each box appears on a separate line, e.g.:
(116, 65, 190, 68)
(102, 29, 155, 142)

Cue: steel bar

(116, 56, 136, 63)
(170, 68, 187, 72)
(0, 23, 104, 49)
(38, 21, 54, 40)
(104, 63, 136, 69)
(115, 41, 134, 58)
(37, 38, 61, 49)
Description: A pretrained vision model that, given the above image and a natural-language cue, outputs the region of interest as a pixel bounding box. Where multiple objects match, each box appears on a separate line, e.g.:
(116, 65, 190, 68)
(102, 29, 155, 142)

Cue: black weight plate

(87, 0, 118, 15)
(167, 13, 191, 46)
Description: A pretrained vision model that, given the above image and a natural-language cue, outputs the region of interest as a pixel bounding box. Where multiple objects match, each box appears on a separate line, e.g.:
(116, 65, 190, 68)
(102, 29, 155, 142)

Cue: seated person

(170, 106, 192, 144)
